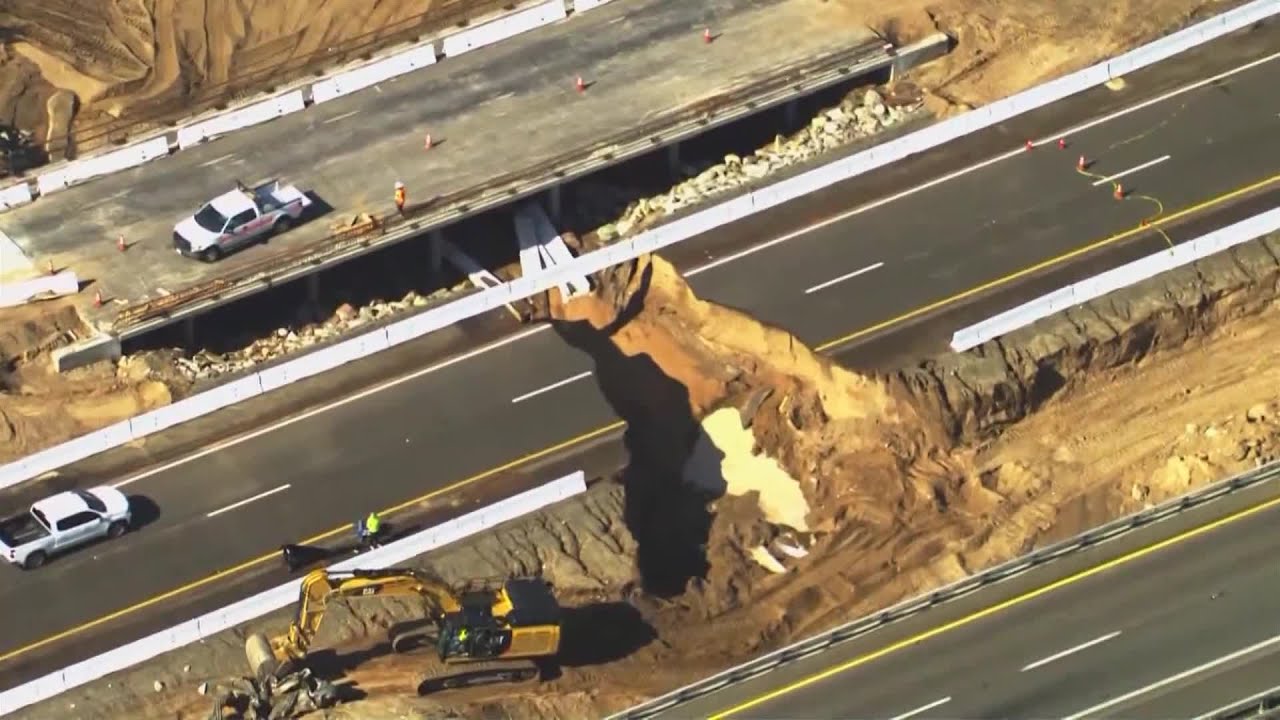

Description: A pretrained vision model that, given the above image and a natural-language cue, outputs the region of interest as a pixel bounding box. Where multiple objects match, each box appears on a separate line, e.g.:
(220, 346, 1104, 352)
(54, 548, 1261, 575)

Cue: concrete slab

(0, 0, 879, 329)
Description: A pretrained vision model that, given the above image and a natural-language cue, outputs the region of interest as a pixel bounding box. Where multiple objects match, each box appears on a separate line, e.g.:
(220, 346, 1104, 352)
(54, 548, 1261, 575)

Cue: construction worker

(363, 511, 382, 549)
(394, 181, 406, 215)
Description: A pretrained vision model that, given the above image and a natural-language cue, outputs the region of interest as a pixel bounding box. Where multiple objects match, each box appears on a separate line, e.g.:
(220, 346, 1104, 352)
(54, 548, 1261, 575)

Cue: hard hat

(394, 181, 404, 189)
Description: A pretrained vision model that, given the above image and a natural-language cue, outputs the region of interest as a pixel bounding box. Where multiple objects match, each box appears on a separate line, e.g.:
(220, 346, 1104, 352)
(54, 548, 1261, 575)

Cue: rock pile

(590, 88, 923, 240)
(172, 290, 437, 381)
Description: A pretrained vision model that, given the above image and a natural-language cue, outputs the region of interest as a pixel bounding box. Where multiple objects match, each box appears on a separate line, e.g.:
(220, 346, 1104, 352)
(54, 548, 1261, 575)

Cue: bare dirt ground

(0, 0, 1245, 474)
(24, 230, 1280, 720)
(0, 0, 507, 162)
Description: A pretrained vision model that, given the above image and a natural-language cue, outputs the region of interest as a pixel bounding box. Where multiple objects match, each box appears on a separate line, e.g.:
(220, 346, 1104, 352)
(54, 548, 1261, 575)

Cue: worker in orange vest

(394, 181, 406, 215)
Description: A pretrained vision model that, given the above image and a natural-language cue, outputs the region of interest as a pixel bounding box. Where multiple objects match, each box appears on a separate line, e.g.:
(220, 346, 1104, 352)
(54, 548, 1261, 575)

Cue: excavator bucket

(245, 632, 280, 682)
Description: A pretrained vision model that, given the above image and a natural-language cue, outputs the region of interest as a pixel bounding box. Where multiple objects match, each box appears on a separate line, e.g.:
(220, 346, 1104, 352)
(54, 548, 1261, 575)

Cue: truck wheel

(107, 520, 128, 538)
(23, 551, 46, 570)
(201, 246, 223, 262)
(274, 216, 294, 234)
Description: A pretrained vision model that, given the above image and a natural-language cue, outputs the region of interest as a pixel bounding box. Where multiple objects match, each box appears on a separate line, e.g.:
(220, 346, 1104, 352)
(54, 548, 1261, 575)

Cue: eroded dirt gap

(18, 233, 1280, 719)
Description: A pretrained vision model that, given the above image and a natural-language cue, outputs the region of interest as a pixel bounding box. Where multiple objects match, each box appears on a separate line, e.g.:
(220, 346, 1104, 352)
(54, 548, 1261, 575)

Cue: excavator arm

(247, 568, 465, 680)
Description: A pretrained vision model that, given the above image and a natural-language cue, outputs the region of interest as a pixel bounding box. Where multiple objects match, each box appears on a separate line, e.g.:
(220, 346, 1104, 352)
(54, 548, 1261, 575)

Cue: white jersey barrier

(0, 471, 587, 717)
(441, 0, 568, 57)
(0, 182, 33, 210)
(176, 90, 307, 150)
(949, 206, 1280, 352)
(310, 45, 437, 104)
(0, 0, 1277, 491)
(35, 137, 170, 196)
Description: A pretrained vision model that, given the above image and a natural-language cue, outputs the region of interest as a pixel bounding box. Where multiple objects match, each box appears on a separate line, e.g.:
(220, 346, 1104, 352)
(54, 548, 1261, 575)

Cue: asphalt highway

(670, 482, 1280, 720)
(3, 18, 1280, 695)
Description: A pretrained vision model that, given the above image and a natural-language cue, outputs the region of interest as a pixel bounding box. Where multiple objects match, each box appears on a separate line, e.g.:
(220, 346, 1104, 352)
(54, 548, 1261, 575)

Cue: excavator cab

(436, 606, 513, 660)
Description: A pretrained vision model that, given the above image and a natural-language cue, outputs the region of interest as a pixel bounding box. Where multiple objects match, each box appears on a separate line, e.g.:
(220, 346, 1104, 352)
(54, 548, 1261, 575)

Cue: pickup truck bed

(0, 513, 49, 547)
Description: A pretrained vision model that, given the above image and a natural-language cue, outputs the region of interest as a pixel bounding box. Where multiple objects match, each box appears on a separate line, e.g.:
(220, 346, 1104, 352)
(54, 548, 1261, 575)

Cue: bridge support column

(306, 273, 320, 307)
(784, 100, 798, 131)
(666, 142, 681, 175)
(429, 229, 444, 276)
(546, 185, 562, 225)
(183, 316, 196, 349)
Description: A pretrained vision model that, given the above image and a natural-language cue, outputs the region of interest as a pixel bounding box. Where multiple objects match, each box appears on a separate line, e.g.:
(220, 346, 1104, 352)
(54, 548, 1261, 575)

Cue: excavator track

(416, 657, 541, 696)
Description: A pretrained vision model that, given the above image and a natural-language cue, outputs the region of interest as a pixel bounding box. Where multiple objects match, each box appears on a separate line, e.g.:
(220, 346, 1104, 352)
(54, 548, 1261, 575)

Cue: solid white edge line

(205, 483, 291, 518)
(887, 696, 952, 720)
(803, 261, 884, 294)
(511, 370, 593, 404)
(1090, 155, 1171, 186)
(1061, 633, 1280, 720)
(109, 49, 1280, 490)
(1020, 630, 1123, 672)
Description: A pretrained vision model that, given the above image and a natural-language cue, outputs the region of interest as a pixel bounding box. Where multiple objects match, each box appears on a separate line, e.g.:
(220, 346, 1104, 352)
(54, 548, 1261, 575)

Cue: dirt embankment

(0, 0, 490, 162)
(27, 230, 1280, 720)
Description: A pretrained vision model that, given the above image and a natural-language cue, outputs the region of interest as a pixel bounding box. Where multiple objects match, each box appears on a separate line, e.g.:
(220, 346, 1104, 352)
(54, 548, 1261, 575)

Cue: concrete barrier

(949, 206, 1280, 351)
(0, 270, 78, 308)
(442, 0, 567, 57)
(0, 182, 33, 210)
(311, 45, 438, 104)
(50, 331, 120, 373)
(0, 472, 587, 717)
(35, 137, 171, 195)
(176, 90, 307, 149)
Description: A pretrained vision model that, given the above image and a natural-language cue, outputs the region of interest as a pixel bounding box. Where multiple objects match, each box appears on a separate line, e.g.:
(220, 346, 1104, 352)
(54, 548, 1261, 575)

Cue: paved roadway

(0, 0, 879, 315)
(2, 17, 1280, 695)
(666, 478, 1280, 720)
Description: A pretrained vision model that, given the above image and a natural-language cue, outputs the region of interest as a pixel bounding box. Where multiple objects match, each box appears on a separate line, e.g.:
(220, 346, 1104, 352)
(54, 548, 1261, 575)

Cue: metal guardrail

(1197, 686, 1280, 719)
(25, 0, 513, 161)
(109, 39, 899, 331)
(607, 460, 1280, 719)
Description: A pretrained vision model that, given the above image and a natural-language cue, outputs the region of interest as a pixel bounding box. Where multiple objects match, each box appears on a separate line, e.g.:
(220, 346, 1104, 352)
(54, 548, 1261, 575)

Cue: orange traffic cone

(703, 28, 713, 44)
(1114, 183, 1125, 200)
(1025, 140, 1033, 151)
(1077, 155, 1087, 170)
(93, 290, 103, 307)
(1057, 138, 1067, 149)
(46, 259, 55, 275)
(575, 76, 586, 93)
(116, 235, 126, 252)
(424, 133, 432, 150)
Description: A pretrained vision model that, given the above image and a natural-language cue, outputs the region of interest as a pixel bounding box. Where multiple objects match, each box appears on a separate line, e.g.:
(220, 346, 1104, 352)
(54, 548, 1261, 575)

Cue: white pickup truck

(0, 487, 132, 570)
(173, 179, 311, 262)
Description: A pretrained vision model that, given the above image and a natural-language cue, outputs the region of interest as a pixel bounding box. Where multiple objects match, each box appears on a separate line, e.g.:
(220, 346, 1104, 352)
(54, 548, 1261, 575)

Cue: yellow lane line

(706, 494, 1280, 719)
(3, 170, 1277, 668)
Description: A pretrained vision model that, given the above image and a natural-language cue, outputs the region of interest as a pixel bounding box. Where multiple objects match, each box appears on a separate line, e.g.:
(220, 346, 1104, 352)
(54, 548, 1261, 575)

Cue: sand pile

(0, 298, 188, 464)
(0, 0, 500, 158)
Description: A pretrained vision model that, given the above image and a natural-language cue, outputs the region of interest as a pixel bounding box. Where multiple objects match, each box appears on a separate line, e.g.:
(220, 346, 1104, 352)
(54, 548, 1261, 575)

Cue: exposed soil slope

(22, 232, 1280, 720)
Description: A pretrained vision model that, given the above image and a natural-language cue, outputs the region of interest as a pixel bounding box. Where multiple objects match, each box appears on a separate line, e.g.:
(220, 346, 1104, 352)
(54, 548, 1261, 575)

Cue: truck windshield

(74, 489, 107, 513)
(193, 204, 227, 233)
(31, 507, 51, 531)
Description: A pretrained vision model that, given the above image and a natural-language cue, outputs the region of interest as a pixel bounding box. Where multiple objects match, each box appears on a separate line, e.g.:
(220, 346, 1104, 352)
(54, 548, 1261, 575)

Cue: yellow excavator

(244, 567, 563, 697)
